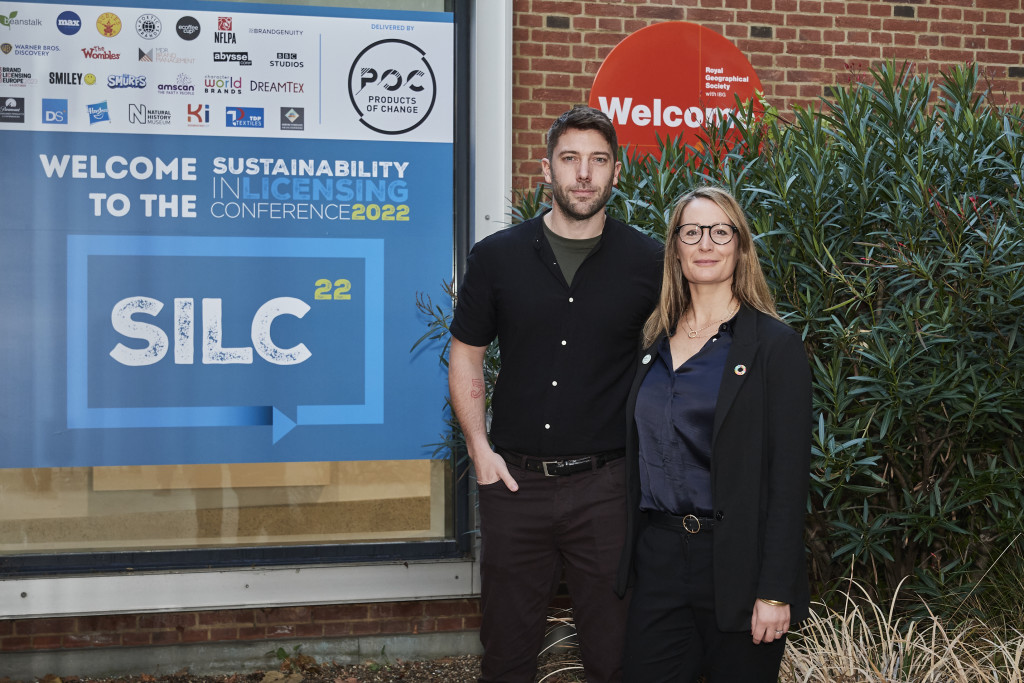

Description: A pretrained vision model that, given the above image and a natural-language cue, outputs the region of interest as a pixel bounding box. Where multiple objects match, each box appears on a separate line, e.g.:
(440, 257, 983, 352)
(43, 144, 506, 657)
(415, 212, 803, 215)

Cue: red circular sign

(589, 22, 762, 156)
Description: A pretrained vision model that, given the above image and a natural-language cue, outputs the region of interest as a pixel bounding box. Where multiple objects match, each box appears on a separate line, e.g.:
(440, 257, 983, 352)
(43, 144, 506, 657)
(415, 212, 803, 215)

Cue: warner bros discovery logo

(348, 39, 436, 135)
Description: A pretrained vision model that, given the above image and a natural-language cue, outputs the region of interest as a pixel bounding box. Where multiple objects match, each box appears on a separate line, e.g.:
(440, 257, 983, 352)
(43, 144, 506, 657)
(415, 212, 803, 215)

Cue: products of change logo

(176, 16, 200, 41)
(96, 12, 121, 38)
(56, 11, 82, 36)
(348, 39, 436, 135)
(136, 13, 161, 40)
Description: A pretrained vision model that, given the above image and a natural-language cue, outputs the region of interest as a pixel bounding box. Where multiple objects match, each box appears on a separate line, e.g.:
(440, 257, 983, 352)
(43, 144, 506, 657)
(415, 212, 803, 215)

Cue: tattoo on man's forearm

(470, 379, 484, 399)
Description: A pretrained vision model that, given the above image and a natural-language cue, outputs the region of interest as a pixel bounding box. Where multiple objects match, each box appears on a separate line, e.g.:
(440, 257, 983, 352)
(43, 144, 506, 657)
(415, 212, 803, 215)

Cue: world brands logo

(204, 75, 242, 94)
(82, 46, 120, 60)
(225, 106, 263, 128)
(56, 11, 82, 36)
(107, 74, 147, 89)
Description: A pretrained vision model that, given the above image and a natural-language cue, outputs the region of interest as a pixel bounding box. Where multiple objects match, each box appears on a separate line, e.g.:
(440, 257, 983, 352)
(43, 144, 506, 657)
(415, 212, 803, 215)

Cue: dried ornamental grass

(781, 582, 1024, 683)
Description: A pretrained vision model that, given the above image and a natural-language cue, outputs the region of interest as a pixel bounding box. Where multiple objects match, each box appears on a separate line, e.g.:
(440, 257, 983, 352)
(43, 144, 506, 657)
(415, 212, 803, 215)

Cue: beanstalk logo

(0, 11, 18, 29)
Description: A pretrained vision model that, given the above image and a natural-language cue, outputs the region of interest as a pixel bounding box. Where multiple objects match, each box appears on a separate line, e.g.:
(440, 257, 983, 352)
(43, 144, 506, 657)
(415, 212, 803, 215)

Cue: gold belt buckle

(682, 514, 701, 534)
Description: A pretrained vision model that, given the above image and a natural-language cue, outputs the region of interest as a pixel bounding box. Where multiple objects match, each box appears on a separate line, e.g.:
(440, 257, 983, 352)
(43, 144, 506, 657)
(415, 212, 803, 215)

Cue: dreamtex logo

(225, 106, 262, 128)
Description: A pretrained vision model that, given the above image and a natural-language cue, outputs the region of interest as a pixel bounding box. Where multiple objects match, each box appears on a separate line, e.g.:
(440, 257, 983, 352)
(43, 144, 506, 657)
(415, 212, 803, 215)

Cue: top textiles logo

(176, 16, 200, 41)
(56, 11, 82, 35)
(136, 14, 161, 40)
(96, 12, 121, 38)
(225, 106, 263, 128)
(348, 39, 437, 135)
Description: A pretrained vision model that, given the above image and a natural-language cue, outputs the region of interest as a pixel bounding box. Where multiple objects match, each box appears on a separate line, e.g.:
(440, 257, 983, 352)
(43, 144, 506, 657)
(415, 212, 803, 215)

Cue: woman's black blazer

(615, 304, 813, 631)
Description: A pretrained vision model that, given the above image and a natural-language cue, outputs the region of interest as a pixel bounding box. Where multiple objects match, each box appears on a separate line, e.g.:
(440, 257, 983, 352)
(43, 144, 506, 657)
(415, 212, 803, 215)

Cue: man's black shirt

(451, 213, 663, 456)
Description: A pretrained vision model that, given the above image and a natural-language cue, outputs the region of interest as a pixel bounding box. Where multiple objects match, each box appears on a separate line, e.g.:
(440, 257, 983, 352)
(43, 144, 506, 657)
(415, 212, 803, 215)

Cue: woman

(616, 186, 812, 682)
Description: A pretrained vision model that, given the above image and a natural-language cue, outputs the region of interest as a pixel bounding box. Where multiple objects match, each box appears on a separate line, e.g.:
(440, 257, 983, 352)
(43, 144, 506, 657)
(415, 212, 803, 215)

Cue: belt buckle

(541, 460, 561, 477)
(682, 514, 701, 534)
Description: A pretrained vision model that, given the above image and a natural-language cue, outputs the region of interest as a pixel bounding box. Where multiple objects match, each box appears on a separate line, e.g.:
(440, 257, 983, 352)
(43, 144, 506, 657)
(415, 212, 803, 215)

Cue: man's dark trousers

(477, 458, 629, 683)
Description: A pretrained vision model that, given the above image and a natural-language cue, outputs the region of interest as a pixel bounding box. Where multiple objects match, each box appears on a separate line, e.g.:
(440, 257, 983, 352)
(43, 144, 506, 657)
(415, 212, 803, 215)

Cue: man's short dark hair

(545, 106, 618, 161)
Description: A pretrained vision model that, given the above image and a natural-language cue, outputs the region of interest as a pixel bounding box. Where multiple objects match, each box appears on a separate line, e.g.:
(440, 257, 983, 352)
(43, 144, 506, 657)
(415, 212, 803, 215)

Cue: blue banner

(0, 2, 453, 467)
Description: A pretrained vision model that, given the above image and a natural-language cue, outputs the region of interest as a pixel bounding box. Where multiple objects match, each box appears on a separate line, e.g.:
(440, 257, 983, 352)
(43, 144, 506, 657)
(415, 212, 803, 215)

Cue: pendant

(688, 330, 697, 338)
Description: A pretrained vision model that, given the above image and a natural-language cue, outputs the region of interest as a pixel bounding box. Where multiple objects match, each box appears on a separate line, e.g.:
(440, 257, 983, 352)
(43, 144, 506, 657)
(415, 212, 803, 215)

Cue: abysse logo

(347, 39, 436, 135)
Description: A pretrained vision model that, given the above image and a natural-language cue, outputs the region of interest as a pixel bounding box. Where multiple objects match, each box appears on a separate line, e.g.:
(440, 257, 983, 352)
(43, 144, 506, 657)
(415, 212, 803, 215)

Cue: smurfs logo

(348, 39, 436, 135)
(87, 100, 110, 124)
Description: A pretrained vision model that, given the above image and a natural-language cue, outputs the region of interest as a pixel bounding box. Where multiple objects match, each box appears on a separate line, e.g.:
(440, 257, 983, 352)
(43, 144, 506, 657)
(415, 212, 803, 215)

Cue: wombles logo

(136, 13, 161, 39)
(348, 39, 436, 135)
(0, 96, 24, 123)
(56, 11, 82, 35)
(82, 46, 119, 60)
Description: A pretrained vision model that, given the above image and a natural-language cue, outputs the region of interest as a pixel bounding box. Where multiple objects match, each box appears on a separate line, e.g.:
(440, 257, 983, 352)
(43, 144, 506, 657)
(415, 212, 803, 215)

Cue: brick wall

(512, 0, 1024, 188)
(0, 599, 481, 654)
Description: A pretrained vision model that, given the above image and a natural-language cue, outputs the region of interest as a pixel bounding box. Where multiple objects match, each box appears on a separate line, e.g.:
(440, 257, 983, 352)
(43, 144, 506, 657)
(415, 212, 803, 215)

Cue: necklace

(683, 301, 740, 338)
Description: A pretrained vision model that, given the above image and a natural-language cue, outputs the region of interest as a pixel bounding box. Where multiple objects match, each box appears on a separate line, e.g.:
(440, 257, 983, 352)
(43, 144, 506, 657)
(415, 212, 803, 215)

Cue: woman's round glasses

(675, 223, 738, 245)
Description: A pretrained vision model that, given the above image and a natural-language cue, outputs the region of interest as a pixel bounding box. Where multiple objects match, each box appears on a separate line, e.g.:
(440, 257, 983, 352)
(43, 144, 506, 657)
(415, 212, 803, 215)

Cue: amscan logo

(348, 39, 435, 135)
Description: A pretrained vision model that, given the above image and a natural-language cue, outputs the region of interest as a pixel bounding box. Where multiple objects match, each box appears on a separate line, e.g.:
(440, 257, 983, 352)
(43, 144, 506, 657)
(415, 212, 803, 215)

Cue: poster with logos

(0, 1, 454, 468)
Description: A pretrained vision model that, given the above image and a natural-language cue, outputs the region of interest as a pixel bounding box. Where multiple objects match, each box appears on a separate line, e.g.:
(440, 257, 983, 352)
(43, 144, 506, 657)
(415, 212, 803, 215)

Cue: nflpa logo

(218, 17, 231, 31)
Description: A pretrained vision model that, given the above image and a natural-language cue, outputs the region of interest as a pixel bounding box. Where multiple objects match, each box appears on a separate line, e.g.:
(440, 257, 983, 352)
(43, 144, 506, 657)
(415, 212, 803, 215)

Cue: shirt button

(544, 423, 551, 430)
(568, 297, 574, 303)
(552, 381, 558, 386)
(561, 340, 567, 346)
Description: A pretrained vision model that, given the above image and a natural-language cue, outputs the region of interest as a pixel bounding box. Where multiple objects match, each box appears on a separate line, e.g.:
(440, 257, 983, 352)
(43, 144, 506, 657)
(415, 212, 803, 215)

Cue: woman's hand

(750, 599, 790, 644)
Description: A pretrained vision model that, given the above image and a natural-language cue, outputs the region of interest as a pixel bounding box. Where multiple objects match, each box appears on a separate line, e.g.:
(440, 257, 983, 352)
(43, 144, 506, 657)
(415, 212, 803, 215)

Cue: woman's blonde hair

(642, 186, 778, 346)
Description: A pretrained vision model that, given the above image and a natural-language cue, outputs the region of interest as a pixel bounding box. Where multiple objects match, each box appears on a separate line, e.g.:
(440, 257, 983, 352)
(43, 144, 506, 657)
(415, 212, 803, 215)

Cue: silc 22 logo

(348, 39, 436, 135)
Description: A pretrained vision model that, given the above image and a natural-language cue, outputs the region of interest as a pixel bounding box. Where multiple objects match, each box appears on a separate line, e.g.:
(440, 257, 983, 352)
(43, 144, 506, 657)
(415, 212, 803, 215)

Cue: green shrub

(506, 62, 1024, 616)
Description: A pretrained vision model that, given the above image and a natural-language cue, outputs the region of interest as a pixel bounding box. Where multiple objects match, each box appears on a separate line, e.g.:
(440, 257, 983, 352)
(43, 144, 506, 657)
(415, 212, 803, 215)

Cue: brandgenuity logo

(348, 39, 436, 135)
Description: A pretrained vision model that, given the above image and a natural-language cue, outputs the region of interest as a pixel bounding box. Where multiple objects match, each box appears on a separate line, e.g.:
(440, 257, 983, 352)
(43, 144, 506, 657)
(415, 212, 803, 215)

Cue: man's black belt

(646, 510, 717, 534)
(496, 447, 625, 477)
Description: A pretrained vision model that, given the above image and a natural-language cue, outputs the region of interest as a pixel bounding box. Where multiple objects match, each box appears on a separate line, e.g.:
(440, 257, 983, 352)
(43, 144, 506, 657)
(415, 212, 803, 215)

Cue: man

(449, 106, 663, 683)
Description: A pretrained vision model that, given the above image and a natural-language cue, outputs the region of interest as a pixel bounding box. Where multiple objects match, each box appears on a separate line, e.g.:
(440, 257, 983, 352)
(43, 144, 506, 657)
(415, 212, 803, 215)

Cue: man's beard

(551, 176, 613, 222)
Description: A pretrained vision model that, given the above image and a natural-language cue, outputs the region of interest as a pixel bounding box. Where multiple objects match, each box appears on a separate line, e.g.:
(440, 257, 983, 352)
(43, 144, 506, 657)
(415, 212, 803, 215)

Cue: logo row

(0, 10, 300, 42)
(3, 68, 306, 95)
(0, 97, 305, 130)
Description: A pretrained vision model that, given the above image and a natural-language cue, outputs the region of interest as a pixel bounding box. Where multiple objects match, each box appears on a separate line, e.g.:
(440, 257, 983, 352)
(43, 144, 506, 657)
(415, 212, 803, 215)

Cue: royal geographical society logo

(348, 39, 437, 135)
(280, 106, 303, 131)
(225, 106, 263, 128)
(87, 100, 110, 124)
(56, 11, 82, 35)
(42, 98, 68, 124)
(0, 96, 24, 123)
